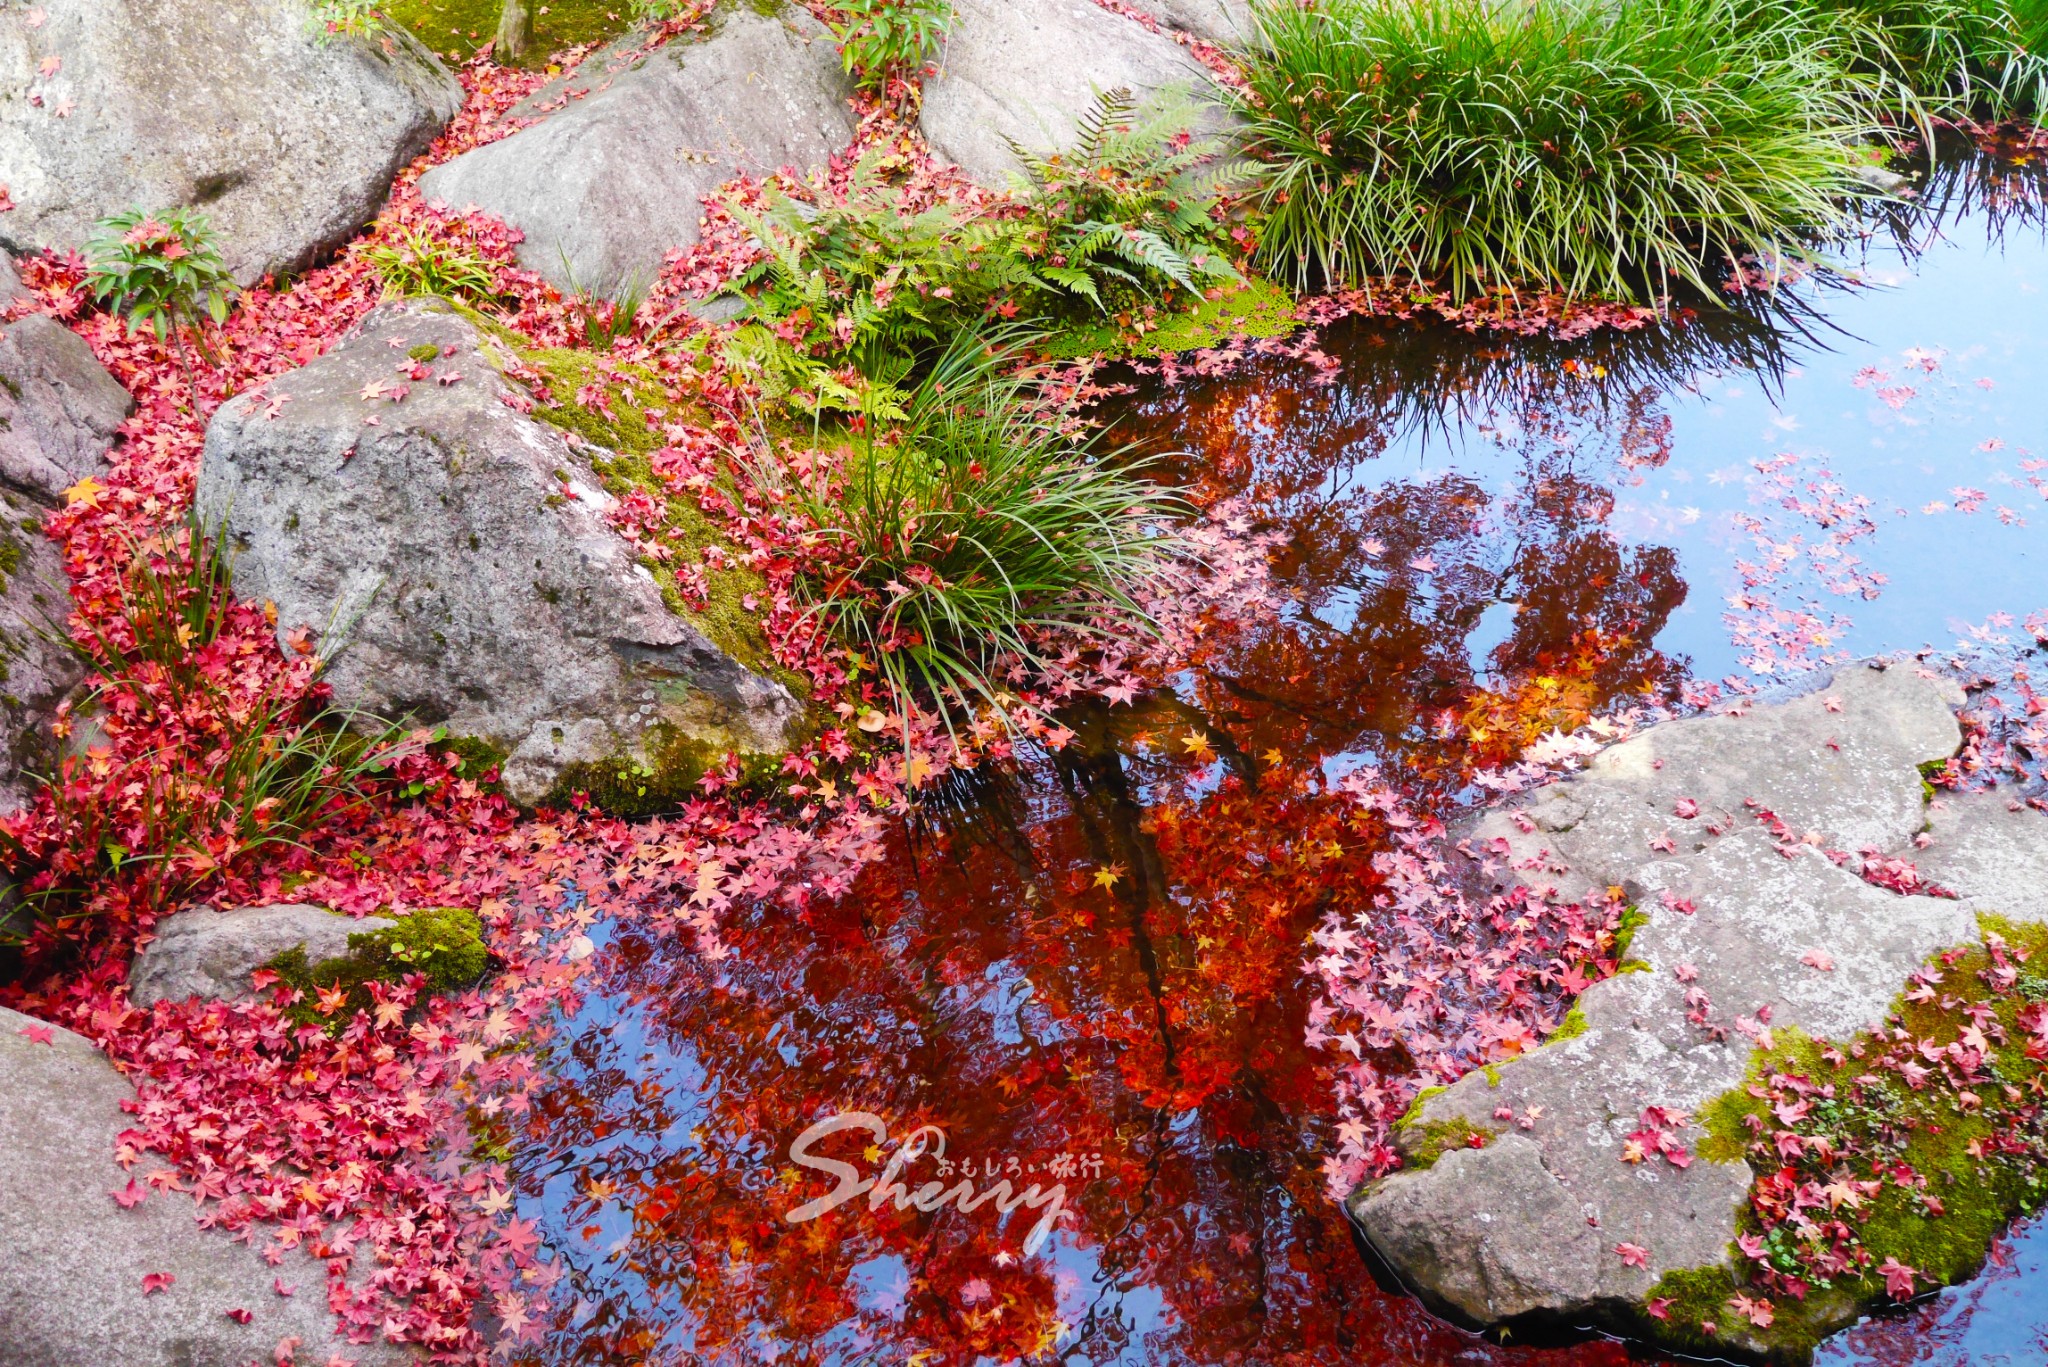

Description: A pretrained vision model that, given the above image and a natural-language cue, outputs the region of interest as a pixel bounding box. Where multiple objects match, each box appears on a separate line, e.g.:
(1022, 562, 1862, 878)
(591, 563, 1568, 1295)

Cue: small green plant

(766, 328, 1186, 734)
(84, 208, 236, 403)
(828, 0, 952, 92)
(362, 227, 503, 305)
(1010, 88, 1248, 309)
(1233, 0, 1873, 302)
(311, 0, 392, 41)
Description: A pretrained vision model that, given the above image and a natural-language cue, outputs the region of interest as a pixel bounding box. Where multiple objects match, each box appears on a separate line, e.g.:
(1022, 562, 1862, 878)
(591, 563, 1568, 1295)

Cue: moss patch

(1401, 1117, 1500, 1170)
(1039, 276, 1301, 361)
(545, 723, 791, 818)
(1637, 914, 2048, 1358)
(1549, 1003, 1591, 1041)
(382, 0, 639, 68)
(267, 906, 490, 1029)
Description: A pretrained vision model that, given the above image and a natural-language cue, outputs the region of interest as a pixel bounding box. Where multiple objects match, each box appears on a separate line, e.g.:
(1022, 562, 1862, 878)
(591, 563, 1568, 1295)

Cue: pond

(507, 142, 2048, 1366)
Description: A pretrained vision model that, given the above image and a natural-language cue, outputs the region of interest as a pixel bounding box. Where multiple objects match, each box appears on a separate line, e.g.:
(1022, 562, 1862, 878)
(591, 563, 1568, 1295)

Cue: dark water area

(510, 144, 2048, 1366)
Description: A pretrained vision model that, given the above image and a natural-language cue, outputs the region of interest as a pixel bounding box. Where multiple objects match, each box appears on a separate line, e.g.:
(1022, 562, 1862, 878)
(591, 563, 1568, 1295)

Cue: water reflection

(510, 143, 2048, 1365)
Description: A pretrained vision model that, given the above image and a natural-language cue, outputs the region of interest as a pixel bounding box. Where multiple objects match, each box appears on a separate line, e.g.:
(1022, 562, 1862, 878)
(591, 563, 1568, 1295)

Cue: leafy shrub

(828, 0, 951, 92)
(1812, 0, 2048, 115)
(1009, 88, 1247, 309)
(1233, 0, 1872, 302)
(85, 208, 235, 346)
(720, 95, 1242, 413)
(362, 226, 503, 305)
(766, 329, 1185, 729)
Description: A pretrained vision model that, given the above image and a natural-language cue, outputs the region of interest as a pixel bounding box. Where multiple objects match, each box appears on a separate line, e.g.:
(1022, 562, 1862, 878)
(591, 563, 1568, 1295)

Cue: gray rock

(0, 487, 82, 812)
(1914, 789, 2048, 926)
(416, 6, 856, 297)
(1350, 661, 2005, 1344)
(128, 903, 397, 1007)
(1147, 0, 1253, 45)
(0, 0, 462, 285)
(195, 299, 803, 804)
(1, 254, 131, 503)
(0, 1006, 411, 1366)
(922, 0, 1234, 185)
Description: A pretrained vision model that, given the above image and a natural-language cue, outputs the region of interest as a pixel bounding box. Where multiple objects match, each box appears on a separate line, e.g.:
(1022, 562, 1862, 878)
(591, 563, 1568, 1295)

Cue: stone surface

(417, 6, 855, 296)
(0, 484, 81, 812)
(128, 902, 397, 1007)
(0, 1006, 412, 1366)
(1914, 789, 2048, 926)
(1, 254, 131, 503)
(922, 0, 1233, 185)
(195, 299, 803, 804)
(1148, 0, 1253, 45)
(1350, 661, 2002, 1341)
(0, 0, 462, 285)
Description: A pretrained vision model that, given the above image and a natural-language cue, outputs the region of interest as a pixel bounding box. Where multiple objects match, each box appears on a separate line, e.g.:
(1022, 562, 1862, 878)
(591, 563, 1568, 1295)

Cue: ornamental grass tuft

(767, 329, 1186, 735)
(1233, 0, 1876, 302)
(1815, 0, 2048, 116)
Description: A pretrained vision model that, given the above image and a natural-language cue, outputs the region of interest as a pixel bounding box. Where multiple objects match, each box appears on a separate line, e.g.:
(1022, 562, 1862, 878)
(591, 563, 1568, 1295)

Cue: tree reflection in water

(508, 307, 1720, 1367)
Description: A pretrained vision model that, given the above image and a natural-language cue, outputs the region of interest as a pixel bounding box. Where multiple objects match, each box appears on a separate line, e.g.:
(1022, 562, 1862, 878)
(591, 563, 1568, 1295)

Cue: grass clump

(266, 906, 490, 1030)
(1815, 0, 2048, 117)
(1232, 0, 1872, 303)
(1640, 915, 2048, 1356)
(363, 227, 503, 306)
(761, 329, 1185, 736)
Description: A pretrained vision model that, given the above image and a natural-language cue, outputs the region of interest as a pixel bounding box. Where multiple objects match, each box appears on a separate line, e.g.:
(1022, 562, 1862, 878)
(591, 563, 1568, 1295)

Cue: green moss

(1612, 903, 1650, 960)
(266, 906, 490, 1030)
(1402, 1117, 1499, 1170)
(545, 724, 787, 818)
(1395, 1084, 1447, 1129)
(1550, 1004, 1591, 1041)
(382, 0, 640, 68)
(1482, 1062, 1503, 1086)
(1039, 276, 1301, 361)
(1641, 914, 2048, 1357)
(434, 733, 509, 795)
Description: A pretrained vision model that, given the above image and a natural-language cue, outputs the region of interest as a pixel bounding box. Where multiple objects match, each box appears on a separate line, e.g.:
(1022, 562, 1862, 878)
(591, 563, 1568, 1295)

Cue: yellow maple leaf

(64, 475, 105, 508)
(1092, 865, 1123, 890)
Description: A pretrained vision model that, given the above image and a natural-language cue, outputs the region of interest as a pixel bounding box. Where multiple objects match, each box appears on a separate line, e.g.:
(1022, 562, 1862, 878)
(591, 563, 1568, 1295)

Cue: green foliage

(1813, 0, 2048, 116)
(362, 228, 503, 306)
(383, 0, 630, 66)
(1399, 1116, 1498, 1169)
(84, 208, 235, 345)
(720, 95, 1243, 416)
(828, 0, 951, 92)
(310, 0, 391, 41)
(769, 329, 1185, 734)
(1233, 0, 1872, 302)
(1008, 88, 1246, 309)
(267, 906, 490, 1029)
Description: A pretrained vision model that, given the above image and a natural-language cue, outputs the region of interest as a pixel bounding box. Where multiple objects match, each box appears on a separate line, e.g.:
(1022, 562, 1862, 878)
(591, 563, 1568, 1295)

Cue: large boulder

(1347, 662, 2043, 1352)
(0, 254, 127, 810)
(0, 0, 462, 285)
(0, 1005, 412, 1366)
(921, 0, 1233, 185)
(1148, 0, 1254, 45)
(416, 5, 856, 297)
(129, 902, 398, 1007)
(195, 298, 803, 805)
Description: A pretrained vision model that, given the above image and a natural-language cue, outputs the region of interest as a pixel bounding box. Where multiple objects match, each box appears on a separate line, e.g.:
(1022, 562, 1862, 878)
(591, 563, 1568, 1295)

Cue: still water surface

(511, 145, 2048, 1366)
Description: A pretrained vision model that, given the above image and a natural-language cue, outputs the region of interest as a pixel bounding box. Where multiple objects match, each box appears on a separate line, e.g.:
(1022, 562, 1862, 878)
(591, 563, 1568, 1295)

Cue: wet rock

(1913, 789, 2048, 926)
(0, 494, 78, 813)
(1349, 661, 2011, 1349)
(128, 903, 398, 1007)
(1, 254, 131, 503)
(0, 1006, 412, 1366)
(0, 0, 462, 285)
(195, 299, 803, 805)
(921, 0, 1233, 185)
(416, 5, 856, 297)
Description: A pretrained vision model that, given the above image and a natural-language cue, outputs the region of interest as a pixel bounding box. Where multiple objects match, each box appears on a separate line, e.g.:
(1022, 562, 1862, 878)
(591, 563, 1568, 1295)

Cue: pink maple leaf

(1878, 1257, 1918, 1299)
(17, 1023, 54, 1045)
(1615, 1242, 1650, 1268)
(141, 1272, 174, 1295)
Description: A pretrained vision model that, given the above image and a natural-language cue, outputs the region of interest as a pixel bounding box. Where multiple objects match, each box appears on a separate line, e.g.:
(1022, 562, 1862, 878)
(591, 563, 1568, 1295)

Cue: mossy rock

(266, 906, 491, 1029)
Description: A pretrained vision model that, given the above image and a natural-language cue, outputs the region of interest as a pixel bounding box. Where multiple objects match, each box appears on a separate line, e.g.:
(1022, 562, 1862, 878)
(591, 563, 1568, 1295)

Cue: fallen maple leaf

(1878, 1256, 1918, 1299)
(1646, 1297, 1672, 1319)
(273, 1277, 295, 1297)
(225, 1307, 253, 1324)
(1615, 1242, 1650, 1268)
(111, 1178, 147, 1209)
(141, 1272, 174, 1295)
(1801, 949, 1835, 972)
(16, 1022, 54, 1045)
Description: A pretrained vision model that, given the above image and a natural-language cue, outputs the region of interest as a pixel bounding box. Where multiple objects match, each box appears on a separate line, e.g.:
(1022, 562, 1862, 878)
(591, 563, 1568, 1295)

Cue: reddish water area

(508, 145, 2048, 1365)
